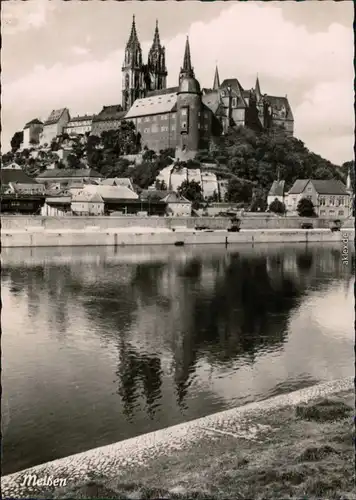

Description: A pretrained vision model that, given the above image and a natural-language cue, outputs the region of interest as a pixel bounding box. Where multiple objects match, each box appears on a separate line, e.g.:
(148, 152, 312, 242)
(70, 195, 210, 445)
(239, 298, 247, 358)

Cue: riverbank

(2, 378, 353, 499)
(1, 227, 354, 248)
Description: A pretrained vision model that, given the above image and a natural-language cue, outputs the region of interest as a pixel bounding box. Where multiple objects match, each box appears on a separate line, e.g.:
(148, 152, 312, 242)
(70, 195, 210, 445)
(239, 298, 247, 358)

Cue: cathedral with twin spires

(92, 16, 294, 159)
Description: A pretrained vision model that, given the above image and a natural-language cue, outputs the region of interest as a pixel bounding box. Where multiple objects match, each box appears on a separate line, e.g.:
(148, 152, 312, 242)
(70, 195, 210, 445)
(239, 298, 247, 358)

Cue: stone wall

(2, 215, 354, 232)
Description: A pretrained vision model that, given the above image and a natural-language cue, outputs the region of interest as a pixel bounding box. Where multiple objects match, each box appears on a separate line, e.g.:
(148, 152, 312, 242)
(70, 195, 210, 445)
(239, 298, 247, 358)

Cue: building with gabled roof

(40, 108, 70, 145)
(286, 179, 351, 217)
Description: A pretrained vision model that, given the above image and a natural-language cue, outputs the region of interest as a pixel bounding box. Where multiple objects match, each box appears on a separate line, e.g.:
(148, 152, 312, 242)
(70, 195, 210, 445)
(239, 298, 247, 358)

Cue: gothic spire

(127, 15, 140, 47)
(180, 36, 194, 80)
(255, 75, 261, 98)
(152, 19, 161, 47)
(213, 65, 220, 90)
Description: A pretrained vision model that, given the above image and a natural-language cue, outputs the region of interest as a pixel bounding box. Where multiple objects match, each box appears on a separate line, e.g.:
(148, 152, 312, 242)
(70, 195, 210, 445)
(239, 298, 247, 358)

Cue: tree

(10, 131, 24, 152)
(297, 197, 316, 217)
(225, 178, 253, 204)
(269, 198, 286, 214)
(177, 180, 204, 210)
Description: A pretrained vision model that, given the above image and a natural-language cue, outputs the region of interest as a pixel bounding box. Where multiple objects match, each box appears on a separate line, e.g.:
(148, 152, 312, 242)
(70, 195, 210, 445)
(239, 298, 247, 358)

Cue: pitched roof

(92, 105, 126, 122)
(72, 191, 104, 203)
(125, 92, 177, 118)
(44, 108, 69, 125)
(268, 180, 285, 197)
(287, 179, 309, 194)
(83, 185, 139, 201)
(220, 79, 247, 108)
(140, 189, 171, 201)
(24, 118, 43, 129)
(1, 169, 37, 185)
(202, 91, 220, 113)
(101, 177, 134, 188)
(288, 179, 348, 195)
(311, 179, 348, 195)
(37, 168, 102, 179)
(162, 192, 190, 203)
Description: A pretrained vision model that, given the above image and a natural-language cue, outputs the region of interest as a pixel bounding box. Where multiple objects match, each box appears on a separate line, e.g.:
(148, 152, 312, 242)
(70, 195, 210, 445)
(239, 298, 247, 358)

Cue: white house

(71, 191, 105, 216)
(162, 192, 192, 216)
(64, 114, 94, 136)
(286, 179, 351, 217)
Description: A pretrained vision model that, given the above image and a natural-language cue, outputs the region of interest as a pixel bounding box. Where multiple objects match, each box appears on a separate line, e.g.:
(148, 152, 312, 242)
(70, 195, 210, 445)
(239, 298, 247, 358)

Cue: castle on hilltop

(22, 16, 294, 160)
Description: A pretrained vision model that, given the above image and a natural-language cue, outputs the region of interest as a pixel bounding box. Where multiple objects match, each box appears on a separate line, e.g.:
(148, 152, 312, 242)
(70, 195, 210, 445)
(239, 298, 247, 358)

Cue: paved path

(2, 377, 353, 499)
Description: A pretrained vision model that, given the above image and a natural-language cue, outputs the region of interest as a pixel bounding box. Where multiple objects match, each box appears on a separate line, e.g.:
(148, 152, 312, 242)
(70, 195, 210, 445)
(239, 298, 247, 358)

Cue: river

(1, 242, 354, 475)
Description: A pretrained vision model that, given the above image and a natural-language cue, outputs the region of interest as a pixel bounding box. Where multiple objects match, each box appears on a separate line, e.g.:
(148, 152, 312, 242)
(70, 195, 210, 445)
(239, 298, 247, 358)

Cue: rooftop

(24, 118, 43, 129)
(268, 180, 285, 197)
(1, 169, 37, 185)
(288, 179, 348, 195)
(125, 93, 177, 119)
(44, 108, 69, 125)
(37, 169, 102, 179)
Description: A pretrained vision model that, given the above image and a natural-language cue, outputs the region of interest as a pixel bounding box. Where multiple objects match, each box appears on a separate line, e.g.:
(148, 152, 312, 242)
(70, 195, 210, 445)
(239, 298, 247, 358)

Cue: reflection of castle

(115, 17, 294, 158)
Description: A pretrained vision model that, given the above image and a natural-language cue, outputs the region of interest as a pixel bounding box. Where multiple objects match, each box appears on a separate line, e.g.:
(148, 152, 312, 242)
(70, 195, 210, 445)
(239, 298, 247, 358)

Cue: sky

(1, 0, 354, 165)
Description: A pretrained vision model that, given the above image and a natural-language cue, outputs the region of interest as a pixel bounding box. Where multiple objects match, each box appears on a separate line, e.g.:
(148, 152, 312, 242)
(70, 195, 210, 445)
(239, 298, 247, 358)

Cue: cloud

(2, 0, 57, 35)
(71, 46, 90, 56)
(2, 2, 353, 164)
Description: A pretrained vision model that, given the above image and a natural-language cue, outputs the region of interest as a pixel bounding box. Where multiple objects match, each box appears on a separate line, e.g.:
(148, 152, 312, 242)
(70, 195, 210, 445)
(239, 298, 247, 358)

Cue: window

(232, 98, 237, 108)
(329, 210, 335, 215)
(338, 210, 344, 216)
(338, 196, 344, 206)
(319, 197, 326, 206)
(306, 195, 312, 200)
(161, 114, 167, 121)
(307, 186, 312, 191)
(181, 108, 187, 116)
(144, 117, 150, 122)
(320, 210, 326, 215)
(171, 125, 176, 131)
(137, 118, 141, 124)
(330, 196, 335, 206)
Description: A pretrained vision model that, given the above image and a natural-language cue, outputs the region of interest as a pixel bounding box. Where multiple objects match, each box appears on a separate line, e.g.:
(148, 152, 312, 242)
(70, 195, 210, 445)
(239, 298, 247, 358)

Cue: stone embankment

(1, 216, 354, 248)
(1, 377, 353, 499)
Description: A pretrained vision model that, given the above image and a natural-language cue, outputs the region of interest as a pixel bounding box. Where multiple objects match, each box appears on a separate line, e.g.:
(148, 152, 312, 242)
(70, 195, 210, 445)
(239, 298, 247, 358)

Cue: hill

(2, 124, 353, 207)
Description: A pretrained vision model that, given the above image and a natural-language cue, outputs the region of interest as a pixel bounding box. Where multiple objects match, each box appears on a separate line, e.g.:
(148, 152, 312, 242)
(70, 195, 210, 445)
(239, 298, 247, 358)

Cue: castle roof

(125, 93, 177, 118)
(44, 108, 69, 125)
(179, 76, 201, 94)
(24, 118, 43, 129)
(202, 91, 220, 113)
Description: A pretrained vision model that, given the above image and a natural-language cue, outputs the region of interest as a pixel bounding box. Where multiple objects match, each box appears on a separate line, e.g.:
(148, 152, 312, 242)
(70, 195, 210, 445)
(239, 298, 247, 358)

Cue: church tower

(176, 37, 202, 160)
(147, 20, 167, 92)
(122, 16, 145, 111)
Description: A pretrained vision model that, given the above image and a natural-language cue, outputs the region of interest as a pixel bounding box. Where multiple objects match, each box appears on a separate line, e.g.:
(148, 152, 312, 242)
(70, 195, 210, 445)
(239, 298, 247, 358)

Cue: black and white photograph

(1, 0, 355, 498)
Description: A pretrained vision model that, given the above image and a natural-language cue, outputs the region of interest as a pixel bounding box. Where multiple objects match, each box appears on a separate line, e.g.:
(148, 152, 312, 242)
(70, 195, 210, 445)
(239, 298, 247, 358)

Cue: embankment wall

(1, 228, 354, 248)
(2, 215, 354, 232)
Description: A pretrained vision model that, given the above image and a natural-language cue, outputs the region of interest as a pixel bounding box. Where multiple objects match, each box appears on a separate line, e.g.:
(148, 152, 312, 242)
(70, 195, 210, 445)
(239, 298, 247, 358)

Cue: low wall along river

(1, 215, 354, 248)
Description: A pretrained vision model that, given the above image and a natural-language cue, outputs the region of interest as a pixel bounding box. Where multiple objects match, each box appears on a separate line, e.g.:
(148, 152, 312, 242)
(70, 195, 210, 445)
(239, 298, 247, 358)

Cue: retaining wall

(2, 215, 354, 232)
(1, 228, 354, 248)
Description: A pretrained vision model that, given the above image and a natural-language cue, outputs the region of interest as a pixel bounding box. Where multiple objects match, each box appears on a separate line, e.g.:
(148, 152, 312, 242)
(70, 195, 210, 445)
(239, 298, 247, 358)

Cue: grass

(41, 390, 355, 500)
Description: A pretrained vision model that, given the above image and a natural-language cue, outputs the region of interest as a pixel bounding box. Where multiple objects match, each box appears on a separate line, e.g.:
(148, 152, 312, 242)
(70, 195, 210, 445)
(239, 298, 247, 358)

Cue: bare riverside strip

(1, 377, 353, 499)
(1, 227, 355, 248)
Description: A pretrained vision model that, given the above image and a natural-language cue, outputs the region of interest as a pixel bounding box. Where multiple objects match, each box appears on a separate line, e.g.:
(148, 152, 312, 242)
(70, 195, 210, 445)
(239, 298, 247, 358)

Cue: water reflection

(1, 243, 354, 474)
